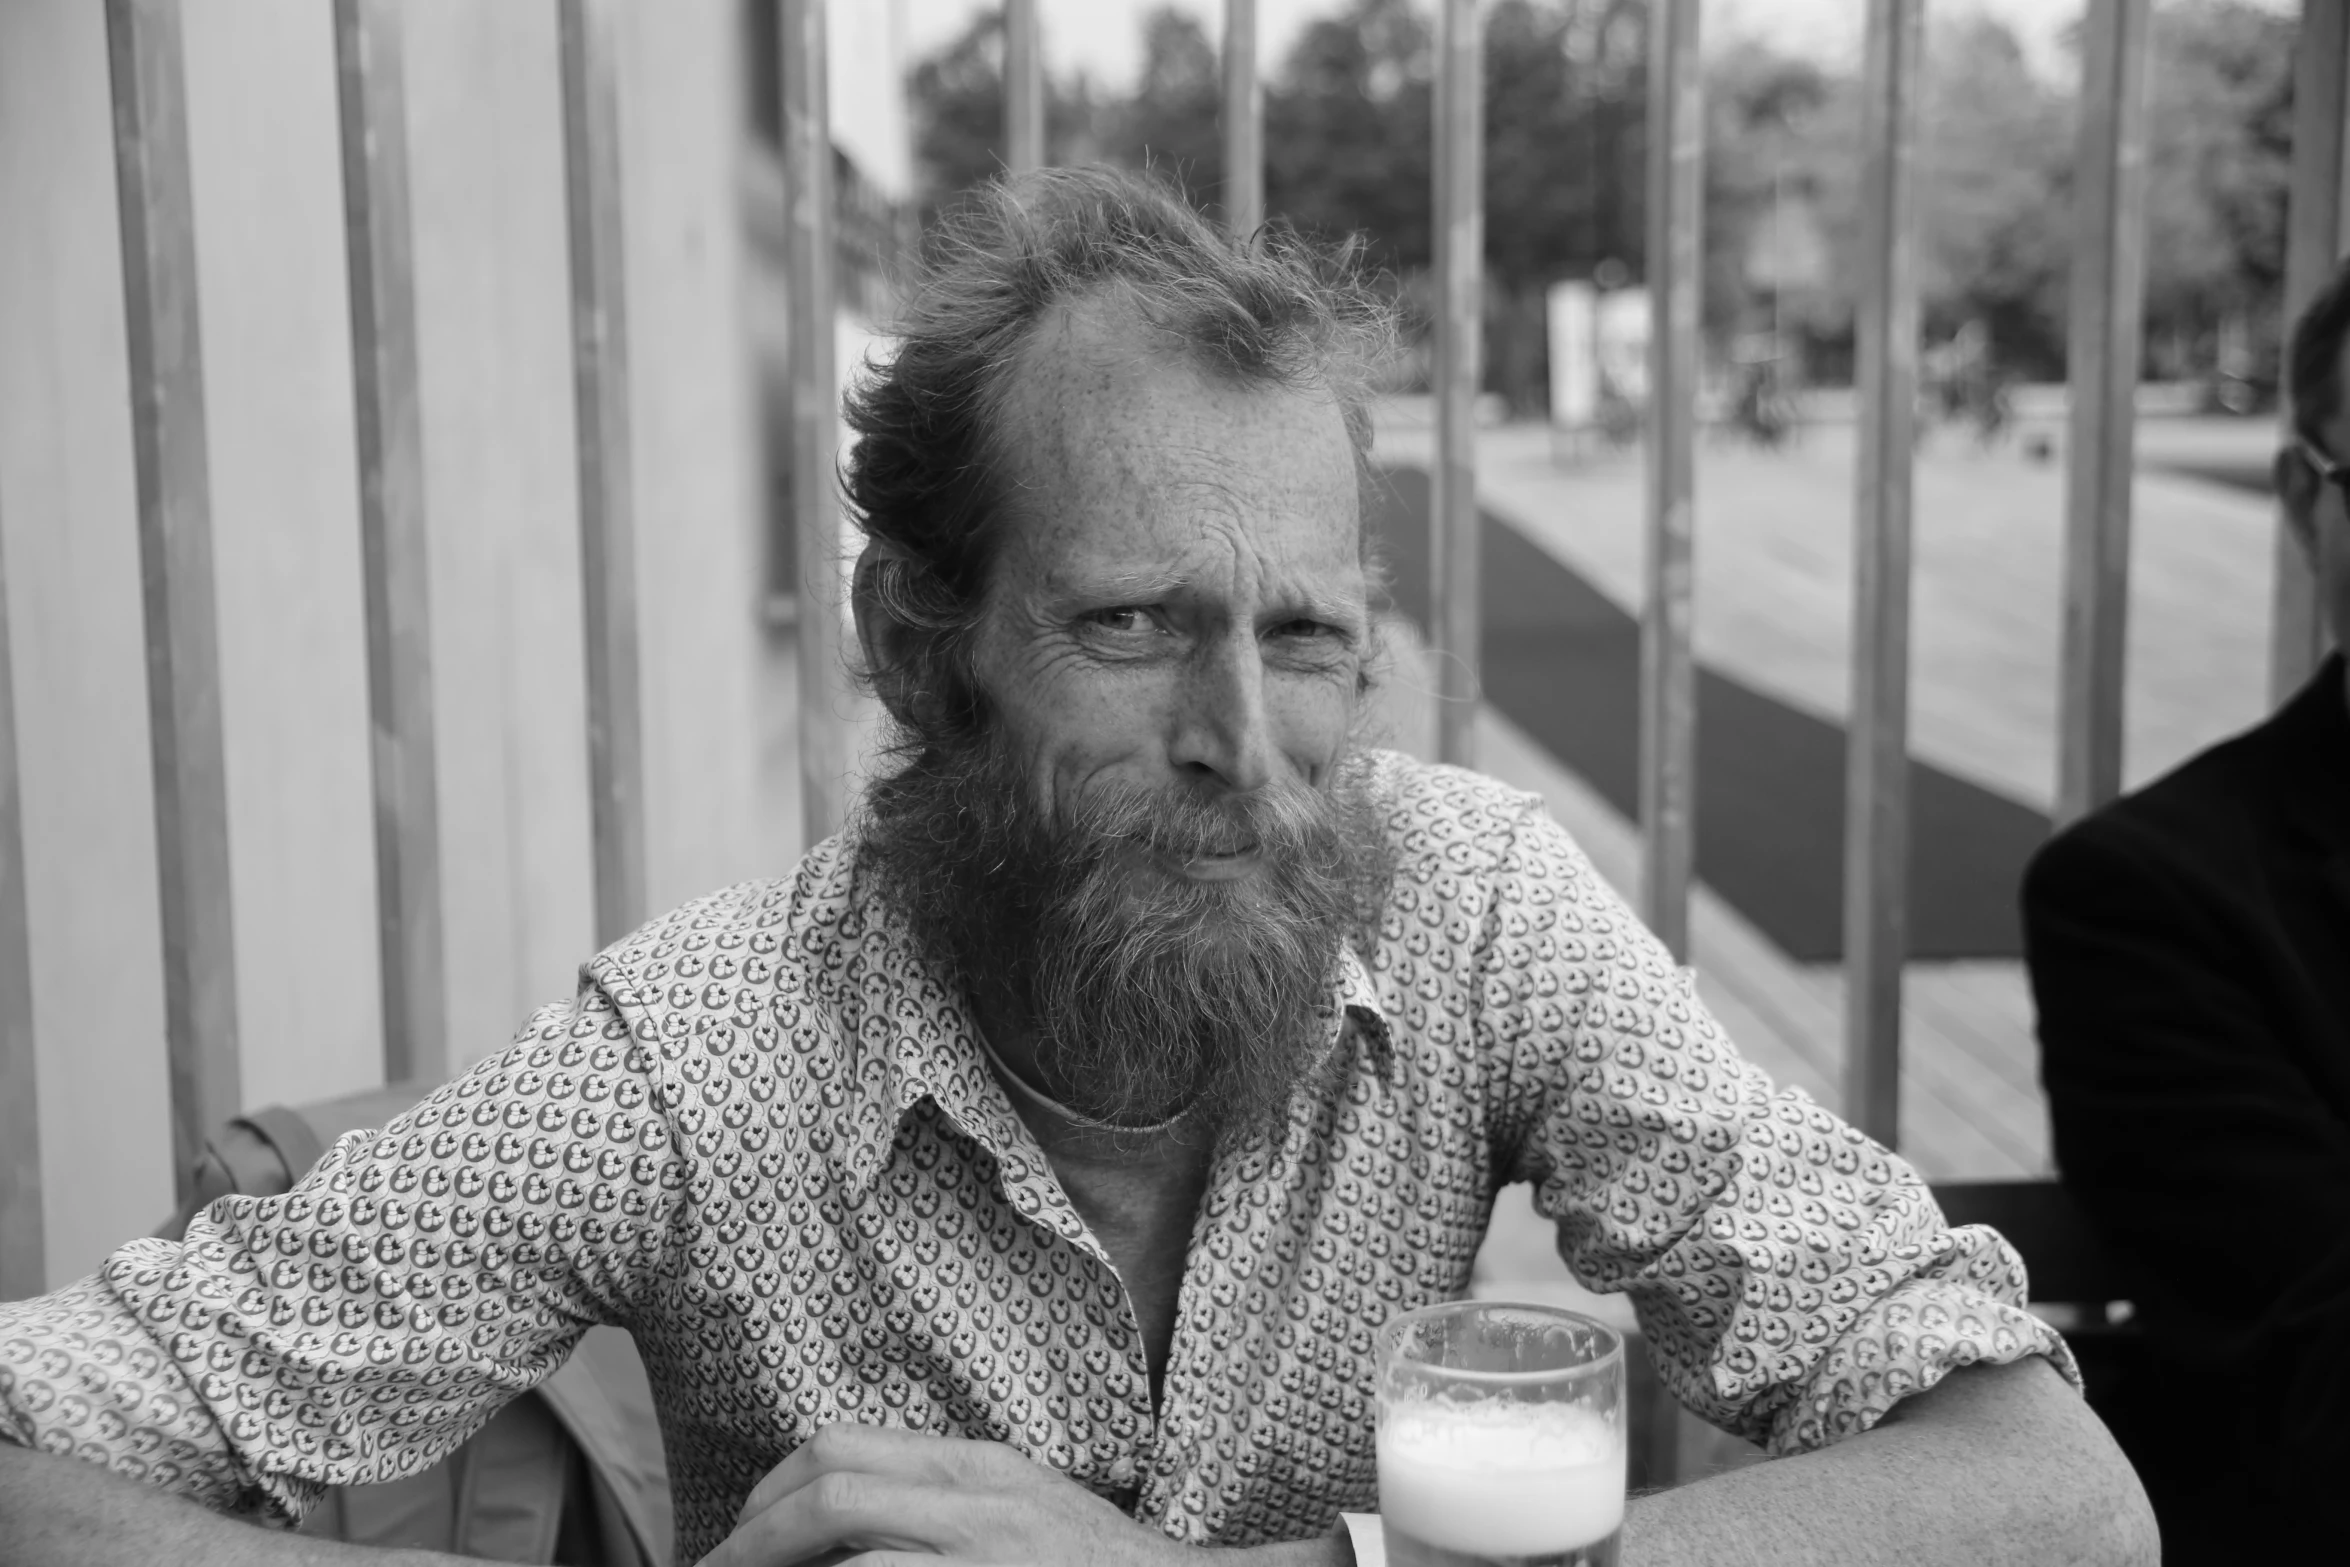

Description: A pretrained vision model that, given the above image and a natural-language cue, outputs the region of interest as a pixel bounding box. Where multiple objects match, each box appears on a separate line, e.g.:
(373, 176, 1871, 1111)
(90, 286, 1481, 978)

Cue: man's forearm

(0, 1443, 464, 1567)
(1220, 1528, 1353, 1565)
(1620, 1357, 2157, 1566)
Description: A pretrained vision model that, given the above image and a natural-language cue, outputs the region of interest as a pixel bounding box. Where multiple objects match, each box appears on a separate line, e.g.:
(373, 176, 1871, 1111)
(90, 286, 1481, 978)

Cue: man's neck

(966, 996, 1083, 1112)
(968, 994, 1197, 1131)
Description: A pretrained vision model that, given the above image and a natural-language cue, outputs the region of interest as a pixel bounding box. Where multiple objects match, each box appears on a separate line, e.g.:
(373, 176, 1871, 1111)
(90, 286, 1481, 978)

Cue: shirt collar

(831, 871, 1395, 1202)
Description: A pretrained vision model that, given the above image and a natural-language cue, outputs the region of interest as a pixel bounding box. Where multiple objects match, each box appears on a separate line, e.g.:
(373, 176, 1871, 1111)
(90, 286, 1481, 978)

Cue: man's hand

(702, 1424, 1192, 1567)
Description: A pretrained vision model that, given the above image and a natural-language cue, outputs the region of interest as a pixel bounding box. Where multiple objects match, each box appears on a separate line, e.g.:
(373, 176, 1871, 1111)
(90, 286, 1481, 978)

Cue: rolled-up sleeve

(1475, 800, 2075, 1455)
(0, 978, 688, 1525)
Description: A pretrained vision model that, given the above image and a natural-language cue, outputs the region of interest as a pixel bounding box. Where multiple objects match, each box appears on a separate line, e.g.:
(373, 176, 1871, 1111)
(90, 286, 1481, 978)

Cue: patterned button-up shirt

(0, 755, 2071, 1559)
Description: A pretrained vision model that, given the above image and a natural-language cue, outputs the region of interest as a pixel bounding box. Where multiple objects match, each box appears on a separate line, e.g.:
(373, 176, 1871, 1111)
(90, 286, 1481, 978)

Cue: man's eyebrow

(1051, 568, 1369, 626)
(1061, 568, 1189, 600)
(1272, 586, 1368, 625)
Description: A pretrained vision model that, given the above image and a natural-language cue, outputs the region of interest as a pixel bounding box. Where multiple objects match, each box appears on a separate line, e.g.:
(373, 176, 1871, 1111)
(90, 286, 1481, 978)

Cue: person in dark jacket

(2024, 259, 2350, 1559)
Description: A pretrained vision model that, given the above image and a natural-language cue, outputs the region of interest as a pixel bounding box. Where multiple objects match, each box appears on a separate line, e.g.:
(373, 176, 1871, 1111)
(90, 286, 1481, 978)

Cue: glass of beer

(1375, 1300, 1626, 1567)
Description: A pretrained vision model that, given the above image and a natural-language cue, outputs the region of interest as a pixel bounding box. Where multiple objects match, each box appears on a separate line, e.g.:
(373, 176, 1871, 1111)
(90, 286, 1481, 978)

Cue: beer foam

(1378, 1401, 1625, 1556)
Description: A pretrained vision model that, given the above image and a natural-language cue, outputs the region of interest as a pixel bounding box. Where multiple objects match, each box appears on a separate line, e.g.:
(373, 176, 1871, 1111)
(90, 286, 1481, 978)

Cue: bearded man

(0, 167, 2150, 1565)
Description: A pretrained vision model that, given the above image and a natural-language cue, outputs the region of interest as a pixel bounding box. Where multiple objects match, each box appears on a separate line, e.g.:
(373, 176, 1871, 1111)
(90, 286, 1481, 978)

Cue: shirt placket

(1132, 968, 1382, 1539)
(916, 1056, 1163, 1499)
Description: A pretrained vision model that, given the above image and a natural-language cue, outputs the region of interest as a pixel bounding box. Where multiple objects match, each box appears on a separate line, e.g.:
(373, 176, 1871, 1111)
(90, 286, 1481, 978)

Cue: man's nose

(1167, 632, 1275, 794)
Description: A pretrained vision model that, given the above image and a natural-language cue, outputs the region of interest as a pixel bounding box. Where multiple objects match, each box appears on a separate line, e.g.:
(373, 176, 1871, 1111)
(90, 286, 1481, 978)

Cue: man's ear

(2276, 445, 2322, 563)
(852, 545, 926, 730)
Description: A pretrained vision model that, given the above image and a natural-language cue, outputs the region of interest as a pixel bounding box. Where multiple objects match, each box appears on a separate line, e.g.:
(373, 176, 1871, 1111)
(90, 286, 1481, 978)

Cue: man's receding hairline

(982, 286, 1364, 531)
(992, 283, 1359, 440)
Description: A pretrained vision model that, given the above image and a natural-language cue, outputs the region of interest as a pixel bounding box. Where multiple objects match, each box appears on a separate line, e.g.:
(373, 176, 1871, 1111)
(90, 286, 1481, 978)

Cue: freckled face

(970, 306, 1369, 869)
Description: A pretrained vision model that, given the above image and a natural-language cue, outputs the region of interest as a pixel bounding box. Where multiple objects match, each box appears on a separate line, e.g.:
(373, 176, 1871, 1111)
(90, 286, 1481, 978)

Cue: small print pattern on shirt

(0, 754, 2073, 1559)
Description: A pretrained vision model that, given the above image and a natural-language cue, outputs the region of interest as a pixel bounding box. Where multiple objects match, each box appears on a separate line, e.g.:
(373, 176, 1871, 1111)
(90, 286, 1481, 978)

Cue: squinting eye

(1086, 607, 1150, 633)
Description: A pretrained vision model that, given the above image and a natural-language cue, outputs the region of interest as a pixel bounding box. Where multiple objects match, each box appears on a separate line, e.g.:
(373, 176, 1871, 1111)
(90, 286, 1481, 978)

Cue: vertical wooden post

(559, 0, 647, 947)
(1004, 0, 1045, 177)
(1222, 0, 1263, 236)
(106, 0, 241, 1203)
(334, 0, 447, 1084)
(1432, 0, 1482, 768)
(1843, 0, 1924, 1149)
(2275, 0, 2350, 702)
(1634, 0, 1704, 1492)
(0, 508, 40, 1297)
(1640, 0, 1701, 962)
(784, 0, 850, 847)
(2056, 0, 2153, 825)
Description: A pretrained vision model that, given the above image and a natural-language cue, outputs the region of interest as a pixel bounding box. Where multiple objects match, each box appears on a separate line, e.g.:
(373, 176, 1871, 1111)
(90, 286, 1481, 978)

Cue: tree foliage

(905, 0, 2299, 396)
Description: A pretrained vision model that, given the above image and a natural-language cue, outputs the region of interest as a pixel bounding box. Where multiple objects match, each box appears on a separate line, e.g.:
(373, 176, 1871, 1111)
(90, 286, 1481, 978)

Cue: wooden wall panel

(560, 0, 650, 949)
(0, 0, 175, 1283)
(405, 0, 597, 1063)
(108, 0, 246, 1206)
(179, 0, 384, 1111)
(334, 0, 450, 1086)
(0, 489, 41, 1300)
(618, 0, 769, 908)
(784, 0, 852, 850)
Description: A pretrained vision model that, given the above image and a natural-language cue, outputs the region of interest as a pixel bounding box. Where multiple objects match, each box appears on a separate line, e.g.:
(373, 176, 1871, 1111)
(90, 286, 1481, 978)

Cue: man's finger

(709, 1464, 1009, 1567)
(735, 1424, 1032, 1525)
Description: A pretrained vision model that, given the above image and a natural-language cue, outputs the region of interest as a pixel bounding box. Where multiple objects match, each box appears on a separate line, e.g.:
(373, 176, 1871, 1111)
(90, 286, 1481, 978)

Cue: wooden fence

(1, 0, 769, 1297)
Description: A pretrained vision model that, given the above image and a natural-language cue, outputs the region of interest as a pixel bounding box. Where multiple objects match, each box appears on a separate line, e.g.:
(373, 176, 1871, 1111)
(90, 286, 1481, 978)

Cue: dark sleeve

(2024, 816, 2350, 1485)
(2024, 818, 2350, 1308)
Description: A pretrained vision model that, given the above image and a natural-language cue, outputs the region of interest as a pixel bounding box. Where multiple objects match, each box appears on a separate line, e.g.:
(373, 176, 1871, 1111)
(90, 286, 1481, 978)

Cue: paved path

(1374, 410, 2282, 812)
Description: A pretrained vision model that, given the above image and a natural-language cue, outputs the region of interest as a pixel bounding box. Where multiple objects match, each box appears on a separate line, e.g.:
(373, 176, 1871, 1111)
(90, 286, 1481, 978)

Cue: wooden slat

(558, 0, 647, 947)
(2274, 0, 2350, 704)
(105, 0, 241, 1206)
(1431, 0, 1482, 768)
(784, 0, 851, 847)
(333, 0, 447, 1084)
(2056, 0, 2153, 825)
(1221, 0, 1263, 236)
(1639, 0, 1701, 960)
(1843, 0, 1925, 1149)
(1004, 0, 1044, 177)
(1634, 0, 1702, 1491)
(0, 502, 40, 1297)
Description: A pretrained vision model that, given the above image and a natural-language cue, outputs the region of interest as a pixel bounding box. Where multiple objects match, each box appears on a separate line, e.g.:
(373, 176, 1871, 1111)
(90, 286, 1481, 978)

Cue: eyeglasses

(2296, 434, 2350, 500)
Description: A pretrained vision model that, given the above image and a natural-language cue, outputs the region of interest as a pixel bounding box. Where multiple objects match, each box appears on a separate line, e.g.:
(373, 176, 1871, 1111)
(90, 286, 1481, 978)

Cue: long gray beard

(856, 735, 1394, 1140)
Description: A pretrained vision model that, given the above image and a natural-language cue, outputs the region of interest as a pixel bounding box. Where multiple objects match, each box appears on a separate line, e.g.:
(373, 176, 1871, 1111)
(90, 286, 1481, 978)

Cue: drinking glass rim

(1377, 1298, 1626, 1385)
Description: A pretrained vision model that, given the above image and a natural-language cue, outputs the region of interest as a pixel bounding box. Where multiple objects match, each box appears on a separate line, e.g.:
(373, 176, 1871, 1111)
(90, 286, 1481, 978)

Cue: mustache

(1059, 774, 1348, 867)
